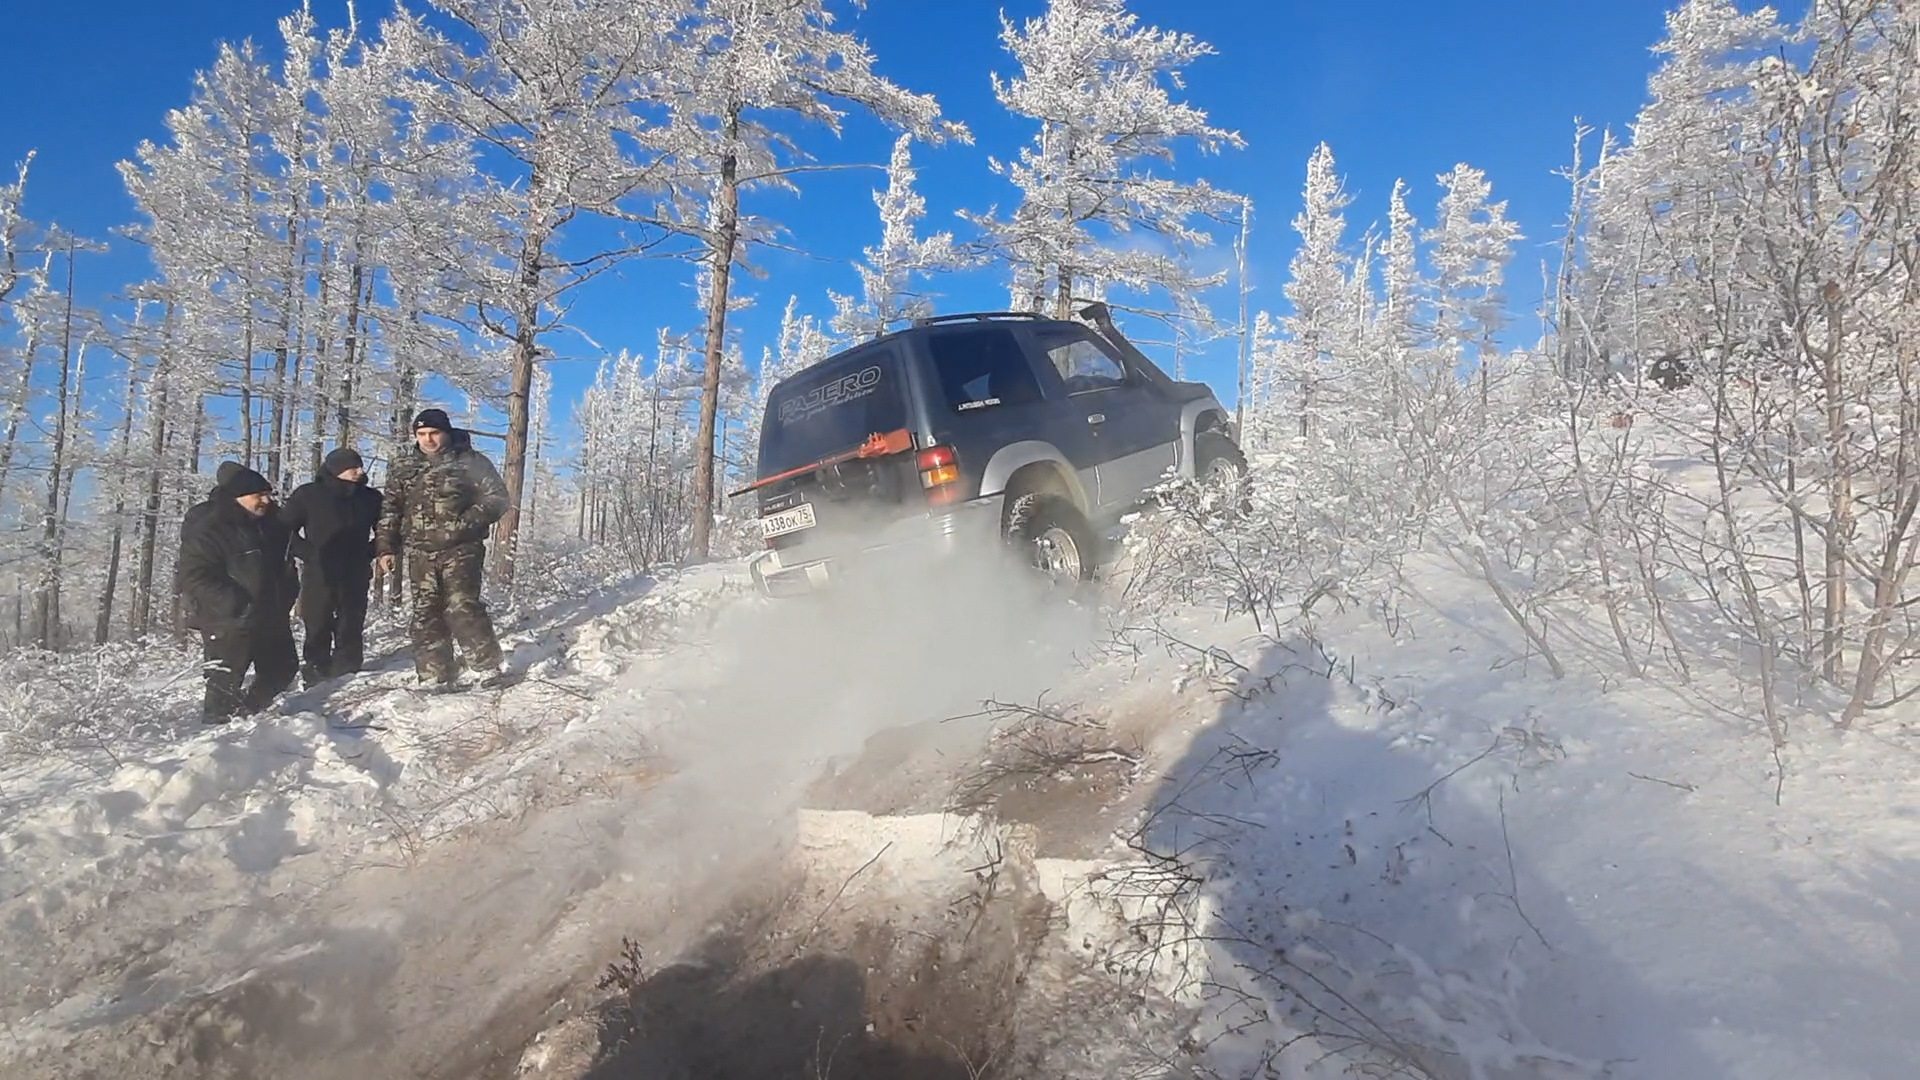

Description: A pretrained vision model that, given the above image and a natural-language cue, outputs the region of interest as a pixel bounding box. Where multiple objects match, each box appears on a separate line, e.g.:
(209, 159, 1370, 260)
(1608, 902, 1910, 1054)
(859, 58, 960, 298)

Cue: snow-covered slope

(0, 563, 746, 1078)
(6, 528, 1917, 1080)
(1, 552, 1112, 1079)
(1130, 556, 1920, 1080)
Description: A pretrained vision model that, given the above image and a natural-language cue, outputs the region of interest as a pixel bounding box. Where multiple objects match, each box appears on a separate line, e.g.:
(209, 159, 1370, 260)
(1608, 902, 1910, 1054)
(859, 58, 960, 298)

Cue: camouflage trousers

(407, 540, 503, 682)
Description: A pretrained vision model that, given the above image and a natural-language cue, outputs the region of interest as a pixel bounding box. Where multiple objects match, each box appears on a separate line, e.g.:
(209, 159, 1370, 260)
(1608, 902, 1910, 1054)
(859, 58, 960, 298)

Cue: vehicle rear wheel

(1003, 492, 1097, 590)
(1195, 432, 1252, 516)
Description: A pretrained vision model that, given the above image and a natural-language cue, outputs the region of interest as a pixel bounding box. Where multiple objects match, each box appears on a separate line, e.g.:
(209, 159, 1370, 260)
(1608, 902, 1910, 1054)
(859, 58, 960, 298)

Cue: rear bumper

(749, 497, 1002, 598)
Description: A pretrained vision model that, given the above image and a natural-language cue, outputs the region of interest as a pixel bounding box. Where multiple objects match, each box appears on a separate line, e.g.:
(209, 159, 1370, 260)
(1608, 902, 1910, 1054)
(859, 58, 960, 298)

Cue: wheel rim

(1201, 455, 1246, 499)
(1030, 524, 1084, 584)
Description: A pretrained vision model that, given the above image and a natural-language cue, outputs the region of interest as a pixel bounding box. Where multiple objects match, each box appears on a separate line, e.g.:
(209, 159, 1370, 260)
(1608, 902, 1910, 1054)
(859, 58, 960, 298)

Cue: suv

(738, 304, 1246, 598)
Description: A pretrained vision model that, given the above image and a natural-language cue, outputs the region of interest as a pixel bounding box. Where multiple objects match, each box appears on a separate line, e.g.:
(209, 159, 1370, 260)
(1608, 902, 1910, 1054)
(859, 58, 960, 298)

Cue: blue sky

(1, 0, 1688, 424)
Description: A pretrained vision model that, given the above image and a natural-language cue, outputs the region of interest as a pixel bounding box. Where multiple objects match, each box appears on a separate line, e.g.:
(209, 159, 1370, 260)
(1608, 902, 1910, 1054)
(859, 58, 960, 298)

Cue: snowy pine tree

(829, 134, 969, 340)
(1274, 143, 1353, 439)
(966, 0, 1243, 320)
(1424, 163, 1522, 396)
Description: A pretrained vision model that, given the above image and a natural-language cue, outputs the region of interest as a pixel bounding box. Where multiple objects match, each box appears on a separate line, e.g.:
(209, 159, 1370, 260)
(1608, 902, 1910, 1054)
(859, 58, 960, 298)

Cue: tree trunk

(1232, 199, 1251, 433)
(269, 336, 291, 487)
(394, 359, 418, 450)
(309, 247, 335, 476)
(0, 320, 41, 496)
(337, 261, 368, 446)
(189, 392, 206, 476)
(690, 108, 743, 562)
(647, 375, 662, 562)
(34, 244, 79, 649)
(240, 316, 256, 468)
(527, 366, 548, 546)
(496, 233, 544, 587)
(1554, 125, 1588, 383)
(96, 363, 141, 644)
(54, 343, 86, 616)
(272, 189, 309, 490)
(132, 339, 171, 637)
(386, 359, 418, 607)
(1821, 294, 1850, 683)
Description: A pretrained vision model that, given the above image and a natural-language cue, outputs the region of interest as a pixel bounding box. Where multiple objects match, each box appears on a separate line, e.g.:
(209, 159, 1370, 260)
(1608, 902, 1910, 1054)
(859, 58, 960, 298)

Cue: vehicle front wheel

(1195, 431, 1252, 516)
(1003, 492, 1097, 590)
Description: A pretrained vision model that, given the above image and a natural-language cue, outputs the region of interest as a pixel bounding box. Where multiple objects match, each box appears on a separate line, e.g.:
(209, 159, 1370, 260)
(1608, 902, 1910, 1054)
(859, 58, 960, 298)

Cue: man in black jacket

(177, 463, 301, 723)
(282, 447, 383, 687)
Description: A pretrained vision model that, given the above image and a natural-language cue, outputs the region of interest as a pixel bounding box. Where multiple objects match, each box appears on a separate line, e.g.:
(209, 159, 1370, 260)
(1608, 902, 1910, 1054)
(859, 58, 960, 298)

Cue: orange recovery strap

(728, 428, 915, 498)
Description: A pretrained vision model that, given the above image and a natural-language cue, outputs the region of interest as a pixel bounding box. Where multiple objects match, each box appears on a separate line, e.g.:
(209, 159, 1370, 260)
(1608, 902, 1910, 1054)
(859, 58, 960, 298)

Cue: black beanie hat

(323, 447, 364, 476)
(412, 408, 453, 433)
(220, 465, 272, 498)
(213, 461, 245, 487)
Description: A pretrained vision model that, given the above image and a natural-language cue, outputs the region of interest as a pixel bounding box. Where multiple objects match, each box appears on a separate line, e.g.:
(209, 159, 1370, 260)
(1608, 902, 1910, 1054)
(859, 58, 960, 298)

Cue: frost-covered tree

(1571, 0, 1920, 719)
(572, 331, 707, 569)
(383, 0, 684, 582)
(0, 155, 47, 511)
(1380, 179, 1423, 362)
(0, 155, 34, 316)
(660, 0, 964, 561)
(829, 134, 969, 340)
(967, 0, 1243, 320)
(1273, 143, 1353, 438)
(1424, 163, 1522, 393)
(1242, 310, 1284, 450)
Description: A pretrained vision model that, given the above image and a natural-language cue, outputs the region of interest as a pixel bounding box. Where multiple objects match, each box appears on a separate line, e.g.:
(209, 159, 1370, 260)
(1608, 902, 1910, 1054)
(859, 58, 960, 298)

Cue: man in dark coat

(281, 447, 383, 687)
(176, 463, 301, 722)
(376, 409, 511, 689)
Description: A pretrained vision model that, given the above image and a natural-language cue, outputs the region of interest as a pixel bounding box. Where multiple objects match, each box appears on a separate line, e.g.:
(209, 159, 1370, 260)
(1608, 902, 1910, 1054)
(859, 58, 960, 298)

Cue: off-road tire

(1195, 431, 1252, 516)
(1003, 492, 1098, 589)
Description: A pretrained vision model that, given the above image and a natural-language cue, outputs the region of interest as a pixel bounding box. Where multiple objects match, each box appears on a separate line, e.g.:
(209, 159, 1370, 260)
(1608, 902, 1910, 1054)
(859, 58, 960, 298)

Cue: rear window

(927, 327, 1044, 414)
(757, 349, 908, 476)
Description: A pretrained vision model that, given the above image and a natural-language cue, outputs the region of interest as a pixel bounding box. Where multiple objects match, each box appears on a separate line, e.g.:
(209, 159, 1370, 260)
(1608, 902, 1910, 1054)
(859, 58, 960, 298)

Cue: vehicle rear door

(1027, 322, 1182, 514)
(754, 344, 916, 555)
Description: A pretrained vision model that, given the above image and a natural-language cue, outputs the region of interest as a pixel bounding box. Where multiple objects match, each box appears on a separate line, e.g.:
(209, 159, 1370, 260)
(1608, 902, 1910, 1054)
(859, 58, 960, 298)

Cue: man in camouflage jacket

(376, 408, 511, 687)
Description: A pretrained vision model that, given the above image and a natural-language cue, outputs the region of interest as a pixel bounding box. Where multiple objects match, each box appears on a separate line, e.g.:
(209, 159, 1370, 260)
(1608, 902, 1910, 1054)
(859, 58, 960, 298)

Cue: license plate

(759, 502, 817, 539)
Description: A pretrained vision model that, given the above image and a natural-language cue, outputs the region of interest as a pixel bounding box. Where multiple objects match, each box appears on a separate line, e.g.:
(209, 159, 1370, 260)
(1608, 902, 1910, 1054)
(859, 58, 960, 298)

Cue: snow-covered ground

(4, 530, 1917, 1079)
(0, 551, 1112, 1079)
(1116, 554, 1920, 1079)
(0, 562, 748, 1078)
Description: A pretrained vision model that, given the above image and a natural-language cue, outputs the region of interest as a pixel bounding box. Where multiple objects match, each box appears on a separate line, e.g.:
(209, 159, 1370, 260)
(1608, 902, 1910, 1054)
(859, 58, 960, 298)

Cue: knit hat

(412, 408, 453, 433)
(213, 461, 246, 487)
(219, 465, 272, 498)
(323, 447, 365, 477)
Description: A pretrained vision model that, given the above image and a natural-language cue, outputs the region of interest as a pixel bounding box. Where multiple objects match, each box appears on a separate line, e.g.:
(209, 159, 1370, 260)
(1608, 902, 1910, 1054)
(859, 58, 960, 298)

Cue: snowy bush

(1115, 444, 1413, 638)
(0, 641, 199, 777)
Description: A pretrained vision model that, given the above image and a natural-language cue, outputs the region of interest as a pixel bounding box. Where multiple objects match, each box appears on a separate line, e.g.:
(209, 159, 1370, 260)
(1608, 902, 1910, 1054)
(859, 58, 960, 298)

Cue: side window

(1038, 331, 1126, 394)
(927, 327, 1044, 414)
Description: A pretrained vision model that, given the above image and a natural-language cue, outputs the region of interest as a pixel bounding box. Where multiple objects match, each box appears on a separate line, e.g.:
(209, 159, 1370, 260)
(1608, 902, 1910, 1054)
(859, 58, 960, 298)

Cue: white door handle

(1087, 413, 1106, 425)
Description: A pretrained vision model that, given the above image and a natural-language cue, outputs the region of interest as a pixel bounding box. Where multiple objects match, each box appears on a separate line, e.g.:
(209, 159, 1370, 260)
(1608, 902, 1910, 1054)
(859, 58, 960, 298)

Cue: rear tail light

(916, 445, 962, 506)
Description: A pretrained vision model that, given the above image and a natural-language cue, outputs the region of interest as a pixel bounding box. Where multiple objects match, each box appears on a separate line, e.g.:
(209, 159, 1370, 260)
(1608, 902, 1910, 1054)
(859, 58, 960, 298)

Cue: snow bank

(0, 559, 749, 1072)
(1122, 563, 1920, 1080)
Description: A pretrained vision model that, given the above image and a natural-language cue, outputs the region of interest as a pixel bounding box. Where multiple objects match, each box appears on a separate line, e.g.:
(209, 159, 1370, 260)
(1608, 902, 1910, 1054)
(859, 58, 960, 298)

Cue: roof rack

(910, 311, 1047, 328)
